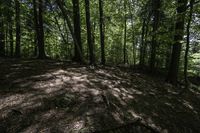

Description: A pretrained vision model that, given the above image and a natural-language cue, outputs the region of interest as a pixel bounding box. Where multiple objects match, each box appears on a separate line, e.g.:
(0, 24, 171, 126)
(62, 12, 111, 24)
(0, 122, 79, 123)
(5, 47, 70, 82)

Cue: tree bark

(56, 0, 83, 62)
(0, 14, 5, 57)
(184, 0, 195, 88)
(72, 0, 82, 62)
(37, 0, 46, 59)
(33, 0, 38, 57)
(9, 19, 13, 57)
(99, 0, 105, 65)
(15, 0, 21, 58)
(139, 18, 146, 67)
(149, 0, 161, 71)
(123, 1, 127, 64)
(85, 0, 95, 64)
(167, 0, 188, 85)
(8, 0, 14, 57)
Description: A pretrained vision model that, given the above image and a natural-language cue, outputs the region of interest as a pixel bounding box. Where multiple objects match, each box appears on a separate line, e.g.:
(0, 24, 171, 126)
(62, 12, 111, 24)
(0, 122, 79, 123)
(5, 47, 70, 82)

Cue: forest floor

(0, 58, 200, 133)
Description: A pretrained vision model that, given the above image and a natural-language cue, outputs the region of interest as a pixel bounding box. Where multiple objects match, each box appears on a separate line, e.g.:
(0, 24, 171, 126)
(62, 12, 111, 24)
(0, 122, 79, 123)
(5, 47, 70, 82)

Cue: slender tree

(8, 0, 14, 57)
(149, 0, 161, 71)
(99, 0, 105, 65)
(129, 0, 136, 66)
(33, 0, 46, 59)
(184, 0, 195, 88)
(123, 0, 127, 64)
(72, 0, 82, 62)
(167, 0, 188, 85)
(15, 0, 21, 58)
(0, 11, 5, 57)
(56, 0, 83, 62)
(37, 0, 46, 58)
(139, 18, 146, 67)
(85, 0, 95, 64)
(33, 0, 38, 57)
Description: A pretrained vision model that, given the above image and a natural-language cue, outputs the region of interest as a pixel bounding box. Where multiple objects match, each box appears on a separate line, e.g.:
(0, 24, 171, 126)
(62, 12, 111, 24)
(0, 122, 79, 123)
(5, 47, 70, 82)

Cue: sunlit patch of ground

(0, 59, 200, 133)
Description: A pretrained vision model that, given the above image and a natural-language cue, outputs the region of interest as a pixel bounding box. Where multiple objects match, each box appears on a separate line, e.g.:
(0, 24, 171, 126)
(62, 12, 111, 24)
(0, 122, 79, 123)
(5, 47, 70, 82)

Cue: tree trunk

(85, 0, 95, 64)
(184, 0, 195, 88)
(123, 1, 127, 64)
(72, 0, 82, 62)
(99, 0, 105, 65)
(34, 33, 38, 57)
(15, 0, 21, 58)
(56, 0, 83, 62)
(37, 0, 46, 59)
(167, 0, 188, 85)
(139, 18, 146, 67)
(9, 21, 13, 57)
(149, 0, 161, 71)
(8, 0, 14, 57)
(129, 1, 136, 66)
(33, 0, 38, 57)
(5, 25, 8, 56)
(0, 15, 5, 57)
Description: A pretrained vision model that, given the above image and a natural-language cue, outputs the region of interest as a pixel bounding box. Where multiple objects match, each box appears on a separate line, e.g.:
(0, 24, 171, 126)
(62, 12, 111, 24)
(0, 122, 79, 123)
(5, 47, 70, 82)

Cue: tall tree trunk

(34, 33, 38, 57)
(72, 0, 82, 62)
(184, 0, 195, 88)
(5, 25, 8, 56)
(9, 23, 14, 57)
(92, 22, 96, 59)
(139, 18, 146, 67)
(149, 0, 161, 71)
(8, 0, 14, 57)
(56, 0, 83, 62)
(15, 0, 21, 58)
(0, 15, 5, 57)
(33, 0, 38, 57)
(167, 0, 188, 85)
(129, 1, 136, 66)
(123, 0, 127, 64)
(99, 0, 105, 65)
(85, 0, 95, 64)
(37, 0, 46, 59)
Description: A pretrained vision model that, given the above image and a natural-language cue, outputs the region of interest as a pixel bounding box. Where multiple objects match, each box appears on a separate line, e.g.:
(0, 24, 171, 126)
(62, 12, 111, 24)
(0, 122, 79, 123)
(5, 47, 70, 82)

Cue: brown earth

(0, 59, 199, 133)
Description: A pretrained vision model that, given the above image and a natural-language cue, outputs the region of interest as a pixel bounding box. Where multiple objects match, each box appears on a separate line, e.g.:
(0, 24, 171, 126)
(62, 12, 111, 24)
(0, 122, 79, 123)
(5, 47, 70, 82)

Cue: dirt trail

(0, 59, 199, 133)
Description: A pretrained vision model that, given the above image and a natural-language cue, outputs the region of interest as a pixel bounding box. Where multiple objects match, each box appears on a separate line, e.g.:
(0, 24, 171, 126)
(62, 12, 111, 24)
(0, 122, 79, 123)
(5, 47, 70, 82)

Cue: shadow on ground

(0, 59, 199, 133)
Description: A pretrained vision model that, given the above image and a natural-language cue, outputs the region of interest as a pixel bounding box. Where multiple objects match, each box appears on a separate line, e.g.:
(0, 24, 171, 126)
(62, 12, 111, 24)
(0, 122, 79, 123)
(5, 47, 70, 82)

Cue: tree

(56, 0, 83, 62)
(15, 0, 21, 58)
(38, 0, 46, 58)
(139, 18, 146, 67)
(33, 0, 38, 57)
(0, 11, 5, 57)
(33, 0, 46, 59)
(72, 0, 82, 62)
(8, 0, 14, 57)
(149, 0, 161, 71)
(139, 0, 151, 68)
(123, 0, 127, 64)
(99, 0, 105, 65)
(184, 0, 195, 88)
(167, 0, 188, 85)
(85, 0, 95, 64)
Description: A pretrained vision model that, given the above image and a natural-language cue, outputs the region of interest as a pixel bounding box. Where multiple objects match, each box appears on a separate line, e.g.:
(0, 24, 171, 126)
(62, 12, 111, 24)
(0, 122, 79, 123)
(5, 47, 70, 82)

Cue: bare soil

(0, 59, 199, 133)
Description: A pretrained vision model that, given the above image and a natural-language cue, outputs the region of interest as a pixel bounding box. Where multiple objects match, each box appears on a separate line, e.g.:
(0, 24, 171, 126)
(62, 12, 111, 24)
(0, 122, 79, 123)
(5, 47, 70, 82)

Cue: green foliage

(0, 0, 199, 77)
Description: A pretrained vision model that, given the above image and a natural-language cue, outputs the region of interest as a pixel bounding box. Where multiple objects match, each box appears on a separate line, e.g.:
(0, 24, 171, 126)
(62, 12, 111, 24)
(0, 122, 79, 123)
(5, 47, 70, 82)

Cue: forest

(0, 0, 200, 132)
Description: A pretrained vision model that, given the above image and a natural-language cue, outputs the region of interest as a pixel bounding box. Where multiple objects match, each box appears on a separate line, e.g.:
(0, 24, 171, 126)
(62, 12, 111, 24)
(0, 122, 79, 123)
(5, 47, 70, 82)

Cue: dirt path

(0, 59, 199, 133)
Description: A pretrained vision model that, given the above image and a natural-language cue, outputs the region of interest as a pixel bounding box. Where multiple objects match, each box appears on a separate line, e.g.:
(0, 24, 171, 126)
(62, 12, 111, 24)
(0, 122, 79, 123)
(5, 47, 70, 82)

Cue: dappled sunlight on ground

(0, 59, 200, 133)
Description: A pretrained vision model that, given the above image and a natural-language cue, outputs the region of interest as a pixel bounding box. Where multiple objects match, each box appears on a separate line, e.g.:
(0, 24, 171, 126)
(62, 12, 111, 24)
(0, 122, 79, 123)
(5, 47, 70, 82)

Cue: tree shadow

(0, 59, 200, 133)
